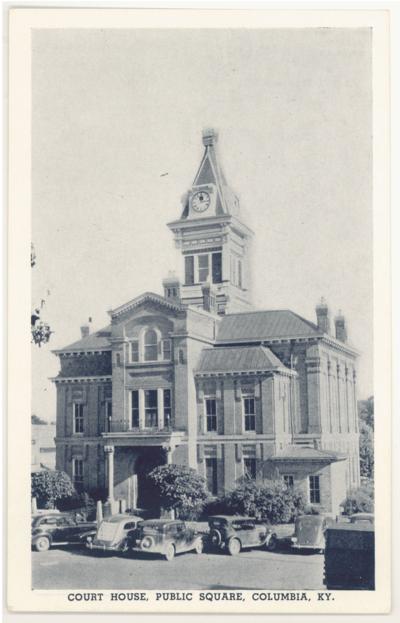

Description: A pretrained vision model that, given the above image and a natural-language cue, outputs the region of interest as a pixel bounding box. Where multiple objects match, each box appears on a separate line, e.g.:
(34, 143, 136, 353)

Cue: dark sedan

(31, 511, 96, 552)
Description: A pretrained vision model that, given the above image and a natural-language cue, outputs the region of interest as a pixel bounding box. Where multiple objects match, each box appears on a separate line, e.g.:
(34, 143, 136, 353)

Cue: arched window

(144, 329, 158, 361)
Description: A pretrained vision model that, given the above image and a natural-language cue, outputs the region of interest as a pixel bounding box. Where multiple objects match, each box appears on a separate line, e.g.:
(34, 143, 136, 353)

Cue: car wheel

(228, 538, 241, 556)
(195, 539, 203, 554)
(266, 535, 278, 552)
(210, 529, 222, 547)
(35, 536, 50, 552)
(164, 544, 175, 561)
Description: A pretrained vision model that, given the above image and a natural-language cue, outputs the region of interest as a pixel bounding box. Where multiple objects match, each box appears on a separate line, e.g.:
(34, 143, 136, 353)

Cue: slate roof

(216, 310, 320, 343)
(54, 325, 112, 353)
(270, 446, 347, 462)
(195, 345, 286, 375)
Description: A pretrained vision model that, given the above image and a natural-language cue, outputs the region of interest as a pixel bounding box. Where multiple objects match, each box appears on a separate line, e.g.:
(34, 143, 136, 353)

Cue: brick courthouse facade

(54, 130, 360, 516)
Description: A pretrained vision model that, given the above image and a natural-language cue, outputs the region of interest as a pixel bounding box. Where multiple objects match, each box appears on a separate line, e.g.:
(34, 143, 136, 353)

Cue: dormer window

(129, 330, 172, 363)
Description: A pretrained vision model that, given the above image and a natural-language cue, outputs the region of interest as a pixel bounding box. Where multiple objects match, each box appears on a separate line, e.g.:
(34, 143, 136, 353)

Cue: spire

(202, 128, 217, 147)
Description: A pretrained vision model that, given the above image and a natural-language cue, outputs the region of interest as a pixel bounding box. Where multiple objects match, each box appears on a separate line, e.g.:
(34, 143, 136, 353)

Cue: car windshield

(209, 519, 227, 527)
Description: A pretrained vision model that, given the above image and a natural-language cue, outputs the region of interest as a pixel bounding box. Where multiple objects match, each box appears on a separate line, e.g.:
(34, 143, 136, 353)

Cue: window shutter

(212, 252, 222, 284)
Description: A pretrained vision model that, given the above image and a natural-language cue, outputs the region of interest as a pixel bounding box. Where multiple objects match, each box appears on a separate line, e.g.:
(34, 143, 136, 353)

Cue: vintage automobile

(132, 519, 204, 561)
(85, 514, 143, 554)
(291, 514, 334, 553)
(323, 523, 375, 590)
(207, 515, 278, 556)
(349, 512, 374, 526)
(31, 511, 96, 552)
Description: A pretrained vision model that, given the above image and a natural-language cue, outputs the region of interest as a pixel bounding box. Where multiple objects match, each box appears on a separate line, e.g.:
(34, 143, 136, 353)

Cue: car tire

(228, 538, 241, 556)
(195, 538, 203, 555)
(266, 535, 278, 552)
(164, 544, 175, 562)
(210, 529, 222, 547)
(35, 536, 50, 552)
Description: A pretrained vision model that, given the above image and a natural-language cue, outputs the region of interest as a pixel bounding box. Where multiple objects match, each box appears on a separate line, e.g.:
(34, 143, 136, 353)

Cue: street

(32, 546, 325, 590)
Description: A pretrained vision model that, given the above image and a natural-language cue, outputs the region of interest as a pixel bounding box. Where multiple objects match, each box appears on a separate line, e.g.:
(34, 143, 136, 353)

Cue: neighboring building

(31, 424, 56, 471)
(53, 129, 360, 515)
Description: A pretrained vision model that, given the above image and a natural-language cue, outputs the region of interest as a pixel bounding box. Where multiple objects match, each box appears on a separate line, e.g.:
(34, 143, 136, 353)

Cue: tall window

(198, 254, 209, 282)
(73, 403, 84, 434)
(244, 458, 256, 480)
(131, 391, 139, 428)
(162, 339, 171, 361)
(163, 389, 171, 427)
(283, 475, 294, 489)
(185, 256, 194, 285)
(243, 396, 256, 431)
(145, 390, 158, 428)
(130, 340, 139, 362)
(212, 252, 222, 283)
(144, 329, 158, 361)
(205, 458, 218, 495)
(72, 458, 84, 491)
(309, 475, 321, 504)
(205, 398, 217, 432)
(105, 401, 112, 433)
(237, 260, 243, 288)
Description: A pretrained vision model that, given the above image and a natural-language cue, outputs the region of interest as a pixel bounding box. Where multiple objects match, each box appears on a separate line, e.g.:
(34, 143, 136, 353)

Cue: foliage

(58, 491, 97, 520)
(342, 484, 374, 515)
(358, 396, 374, 430)
(148, 464, 209, 520)
(31, 414, 47, 425)
(31, 470, 76, 509)
(217, 480, 305, 524)
(301, 504, 321, 515)
(359, 421, 374, 479)
(31, 243, 52, 347)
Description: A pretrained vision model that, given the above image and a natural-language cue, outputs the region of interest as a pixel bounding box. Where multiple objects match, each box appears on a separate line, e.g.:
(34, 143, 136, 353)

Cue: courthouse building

(53, 129, 360, 516)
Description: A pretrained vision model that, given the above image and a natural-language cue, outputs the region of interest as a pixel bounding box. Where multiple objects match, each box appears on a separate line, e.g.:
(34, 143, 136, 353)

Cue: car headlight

(86, 536, 93, 543)
(291, 537, 297, 543)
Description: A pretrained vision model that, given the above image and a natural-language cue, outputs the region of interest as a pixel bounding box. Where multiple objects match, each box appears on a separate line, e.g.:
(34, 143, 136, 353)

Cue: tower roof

(180, 128, 240, 219)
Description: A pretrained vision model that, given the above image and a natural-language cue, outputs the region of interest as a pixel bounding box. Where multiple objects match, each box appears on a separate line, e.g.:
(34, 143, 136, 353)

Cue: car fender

(32, 531, 53, 546)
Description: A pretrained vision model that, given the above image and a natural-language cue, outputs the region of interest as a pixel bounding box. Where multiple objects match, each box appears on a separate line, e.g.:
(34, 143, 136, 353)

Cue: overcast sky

(32, 28, 372, 421)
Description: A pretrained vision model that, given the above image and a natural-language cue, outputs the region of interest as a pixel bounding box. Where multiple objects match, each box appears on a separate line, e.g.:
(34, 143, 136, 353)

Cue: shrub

(342, 484, 374, 515)
(222, 480, 304, 524)
(31, 470, 75, 509)
(57, 491, 97, 520)
(147, 464, 208, 520)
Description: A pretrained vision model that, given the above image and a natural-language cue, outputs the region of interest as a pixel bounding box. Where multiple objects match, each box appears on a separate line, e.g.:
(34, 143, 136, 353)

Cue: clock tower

(167, 129, 254, 315)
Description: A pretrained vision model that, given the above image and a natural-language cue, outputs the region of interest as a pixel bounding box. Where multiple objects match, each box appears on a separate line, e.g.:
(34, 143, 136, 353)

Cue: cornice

(51, 376, 112, 384)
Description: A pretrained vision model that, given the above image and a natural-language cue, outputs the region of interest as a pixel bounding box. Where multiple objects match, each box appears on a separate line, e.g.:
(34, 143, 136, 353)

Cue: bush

(342, 484, 374, 515)
(221, 480, 304, 524)
(57, 491, 97, 520)
(147, 464, 209, 520)
(31, 470, 75, 509)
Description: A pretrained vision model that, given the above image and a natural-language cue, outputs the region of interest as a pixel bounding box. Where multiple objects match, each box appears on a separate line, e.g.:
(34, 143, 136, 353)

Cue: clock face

(192, 191, 211, 213)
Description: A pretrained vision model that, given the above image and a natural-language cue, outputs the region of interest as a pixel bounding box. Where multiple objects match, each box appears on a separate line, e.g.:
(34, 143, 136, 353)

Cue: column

(157, 388, 164, 430)
(139, 388, 145, 429)
(104, 445, 115, 502)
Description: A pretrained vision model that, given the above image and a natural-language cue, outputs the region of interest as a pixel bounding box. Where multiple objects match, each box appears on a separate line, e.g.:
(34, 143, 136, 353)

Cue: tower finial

(202, 127, 217, 147)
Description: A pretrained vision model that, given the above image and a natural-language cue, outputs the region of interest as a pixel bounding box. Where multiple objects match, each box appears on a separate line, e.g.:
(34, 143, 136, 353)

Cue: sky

(31, 28, 372, 421)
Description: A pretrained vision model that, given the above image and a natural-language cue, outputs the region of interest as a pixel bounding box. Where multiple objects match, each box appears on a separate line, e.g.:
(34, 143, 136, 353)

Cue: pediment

(109, 292, 184, 323)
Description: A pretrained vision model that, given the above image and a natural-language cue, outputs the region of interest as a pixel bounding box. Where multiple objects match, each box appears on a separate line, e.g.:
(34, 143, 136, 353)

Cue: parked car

(323, 523, 375, 589)
(31, 511, 96, 552)
(291, 514, 334, 553)
(132, 519, 204, 561)
(207, 515, 278, 556)
(349, 513, 374, 526)
(85, 514, 143, 554)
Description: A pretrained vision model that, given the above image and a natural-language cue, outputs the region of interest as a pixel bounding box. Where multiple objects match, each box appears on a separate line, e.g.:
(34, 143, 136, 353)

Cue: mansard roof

(195, 345, 289, 376)
(216, 310, 321, 343)
(53, 325, 112, 353)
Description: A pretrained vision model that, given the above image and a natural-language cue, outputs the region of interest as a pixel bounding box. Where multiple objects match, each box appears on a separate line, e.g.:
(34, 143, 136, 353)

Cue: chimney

(334, 311, 347, 342)
(202, 127, 217, 147)
(80, 318, 92, 338)
(162, 272, 181, 303)
(315, 297, 330, 334)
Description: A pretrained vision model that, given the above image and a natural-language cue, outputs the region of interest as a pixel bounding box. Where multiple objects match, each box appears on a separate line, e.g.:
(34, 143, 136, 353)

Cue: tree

(342, 483, 374, 515)
(359, 420, 374, 479)
(31, 414, 47, 425)
(222, 479, 304, 524)
(358, 396, 374, 430)
(147, 464, 208, 520)
(31, 243, 52, 347)
(31, 470, 75, 509)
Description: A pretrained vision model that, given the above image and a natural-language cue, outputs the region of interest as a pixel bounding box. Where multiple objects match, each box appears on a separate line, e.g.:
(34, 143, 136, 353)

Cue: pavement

(32, 533, 325, 591)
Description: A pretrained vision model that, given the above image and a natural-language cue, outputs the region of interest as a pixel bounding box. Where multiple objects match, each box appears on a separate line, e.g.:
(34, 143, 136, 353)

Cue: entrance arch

(135, 447, 165, 512)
